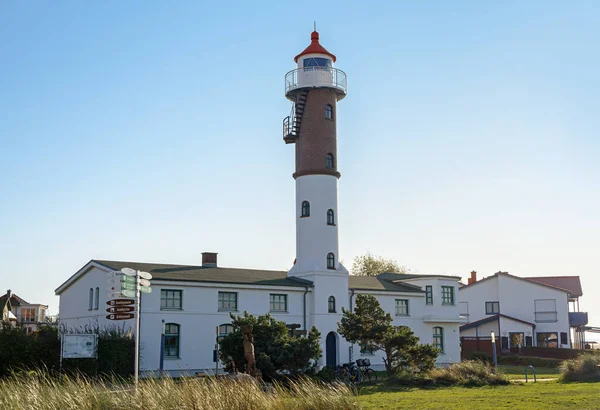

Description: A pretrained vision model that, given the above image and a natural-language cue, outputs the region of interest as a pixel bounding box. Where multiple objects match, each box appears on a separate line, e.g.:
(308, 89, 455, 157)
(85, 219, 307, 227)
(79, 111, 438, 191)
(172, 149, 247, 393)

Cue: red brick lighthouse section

(284, 30, 348, 277)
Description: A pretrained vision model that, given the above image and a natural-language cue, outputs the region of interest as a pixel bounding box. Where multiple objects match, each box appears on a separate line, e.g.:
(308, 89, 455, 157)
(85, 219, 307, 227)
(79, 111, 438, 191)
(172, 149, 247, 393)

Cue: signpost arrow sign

(107, 299, 135, 306)
(121, 282, 136, 291)
(106, 306, 135, 314)
(121, 275, 136, 284)
(140, 286, 152, 294)
(121, 268, 136, 277)
(138, 278, 151, 287)
(121, 289, 136, 298)
(138, 271, 152, 280)
(106, 313, 135, 320)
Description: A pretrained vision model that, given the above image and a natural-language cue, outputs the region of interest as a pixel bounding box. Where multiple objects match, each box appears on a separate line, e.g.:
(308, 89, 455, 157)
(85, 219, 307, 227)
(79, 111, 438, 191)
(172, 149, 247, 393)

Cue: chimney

(202, 252, 218, 268)
(468, 271, 477, 285)
(6, 289, 12, 299)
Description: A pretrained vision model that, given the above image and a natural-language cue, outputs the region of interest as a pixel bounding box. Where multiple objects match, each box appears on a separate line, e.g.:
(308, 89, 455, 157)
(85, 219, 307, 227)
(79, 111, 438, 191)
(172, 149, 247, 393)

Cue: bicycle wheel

(365, 368, 377, 381)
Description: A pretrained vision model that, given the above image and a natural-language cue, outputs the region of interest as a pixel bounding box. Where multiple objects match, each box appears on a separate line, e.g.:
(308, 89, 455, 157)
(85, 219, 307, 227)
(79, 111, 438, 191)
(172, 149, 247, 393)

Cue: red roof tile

(524, 276, 583, 297)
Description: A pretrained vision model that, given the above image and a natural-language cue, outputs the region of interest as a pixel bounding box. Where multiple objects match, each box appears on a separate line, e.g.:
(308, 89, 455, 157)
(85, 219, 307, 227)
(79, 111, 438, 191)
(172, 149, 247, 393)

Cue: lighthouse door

(326, 332, 337, 368)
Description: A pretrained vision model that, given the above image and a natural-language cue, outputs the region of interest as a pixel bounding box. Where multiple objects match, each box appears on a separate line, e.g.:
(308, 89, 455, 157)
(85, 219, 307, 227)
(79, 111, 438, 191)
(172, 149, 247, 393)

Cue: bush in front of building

(218, 312, 322, 381)
(337, 294, 440, 376)
(0, 324, 60, 377)
(498, 355, 563, 368)
(559, 354, 600, 382)
(469, 351, 492, 363)
(428, 360, 509, 386)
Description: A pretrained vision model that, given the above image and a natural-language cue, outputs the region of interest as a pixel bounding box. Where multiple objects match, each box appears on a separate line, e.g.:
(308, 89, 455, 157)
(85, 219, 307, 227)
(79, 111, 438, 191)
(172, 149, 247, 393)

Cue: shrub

(429, 360, 509, 386)
(559, 354, 600, 382)
(315, 366, 335, 382)
(498, 355, 563, 368)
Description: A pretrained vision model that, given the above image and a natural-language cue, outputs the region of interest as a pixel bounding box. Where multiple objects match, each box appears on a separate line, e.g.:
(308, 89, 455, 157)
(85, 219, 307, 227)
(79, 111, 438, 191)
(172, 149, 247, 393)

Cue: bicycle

(356, 358, 378, 381)
(334, 362, 359, 383)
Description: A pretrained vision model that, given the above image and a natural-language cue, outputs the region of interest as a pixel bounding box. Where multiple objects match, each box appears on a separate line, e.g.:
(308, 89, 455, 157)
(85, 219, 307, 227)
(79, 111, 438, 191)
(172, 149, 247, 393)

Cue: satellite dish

(121, 268, 136, 276)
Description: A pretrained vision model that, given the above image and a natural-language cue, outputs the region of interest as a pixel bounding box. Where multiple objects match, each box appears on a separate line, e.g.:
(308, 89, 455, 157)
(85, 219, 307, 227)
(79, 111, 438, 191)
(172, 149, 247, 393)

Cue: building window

(218, 292, 238, 311)
(433, 327, 444, 352)
(328, 296, 336, 313)
(161, 290, 183, 310)
(270, 294, 288, 312)
(303, 57, 332, 70)
(441, 286, 454, 305)
(537, 332, 558, 348)
(525, 336, 533, 347)
(219, 324, 234, 338)
(327, 209, 335, 225)
(325, 104, 333, 120)
(327, 253, 335, 269)
(425, 285, 433, 305)
(326, 153, 334, 169)
(21, 308, 36, 323)
(301, 201, 310, 217)
(164, 323, 180, 357)
(94, 287, 99, 310)
(534, 299, 558, 322)
(560, 332, 568, 346)
(88, 288, 93, 310)
(485, 301, 500, 314)
(395, 299, 409, 316)
(509, 332, 524, 348)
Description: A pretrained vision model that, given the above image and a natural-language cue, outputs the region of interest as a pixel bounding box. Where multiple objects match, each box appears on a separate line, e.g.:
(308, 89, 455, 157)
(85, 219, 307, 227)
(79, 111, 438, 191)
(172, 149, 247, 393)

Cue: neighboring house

(55, 256, 464, 376)
(524, 276, 588, 349)
(459, 271, 572, 350)
(0, 290, 49, 334)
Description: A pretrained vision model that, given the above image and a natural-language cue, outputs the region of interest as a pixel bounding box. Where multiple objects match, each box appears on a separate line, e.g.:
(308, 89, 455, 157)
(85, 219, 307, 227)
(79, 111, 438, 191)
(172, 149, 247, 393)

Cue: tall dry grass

(0, 372, 358, 410)
(559, 354, 600, 382)
(428, 360, 510, 386)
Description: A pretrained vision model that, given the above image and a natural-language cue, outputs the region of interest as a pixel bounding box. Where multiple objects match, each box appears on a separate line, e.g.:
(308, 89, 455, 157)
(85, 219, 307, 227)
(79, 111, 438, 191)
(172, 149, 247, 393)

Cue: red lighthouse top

(294, 31, 337, 63)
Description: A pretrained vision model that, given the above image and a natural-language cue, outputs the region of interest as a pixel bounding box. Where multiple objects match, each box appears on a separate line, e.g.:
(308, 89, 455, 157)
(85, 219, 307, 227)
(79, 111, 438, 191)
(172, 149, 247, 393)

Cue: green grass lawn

(496, 365, 560, 380)
(356, 381, 600, 409)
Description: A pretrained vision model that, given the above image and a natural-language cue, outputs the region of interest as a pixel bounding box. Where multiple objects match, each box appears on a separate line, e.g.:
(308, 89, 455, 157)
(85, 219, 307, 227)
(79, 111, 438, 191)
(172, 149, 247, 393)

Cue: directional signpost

(105, 267, 154, 388)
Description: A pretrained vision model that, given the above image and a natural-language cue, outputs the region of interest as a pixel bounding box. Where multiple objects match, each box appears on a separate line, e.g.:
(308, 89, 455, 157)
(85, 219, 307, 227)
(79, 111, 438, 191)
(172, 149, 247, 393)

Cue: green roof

(94, 260, 313, 288)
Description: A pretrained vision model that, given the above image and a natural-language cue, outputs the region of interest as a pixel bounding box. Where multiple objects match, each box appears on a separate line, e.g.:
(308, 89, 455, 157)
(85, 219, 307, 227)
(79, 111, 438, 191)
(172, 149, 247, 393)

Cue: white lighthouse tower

(284, 29, 349, 366)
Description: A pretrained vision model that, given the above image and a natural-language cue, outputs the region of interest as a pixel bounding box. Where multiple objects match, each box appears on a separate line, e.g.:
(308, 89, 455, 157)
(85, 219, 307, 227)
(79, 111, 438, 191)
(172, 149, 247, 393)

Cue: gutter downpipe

(303, 286, 309, 331)
(350, 289, 356, 311)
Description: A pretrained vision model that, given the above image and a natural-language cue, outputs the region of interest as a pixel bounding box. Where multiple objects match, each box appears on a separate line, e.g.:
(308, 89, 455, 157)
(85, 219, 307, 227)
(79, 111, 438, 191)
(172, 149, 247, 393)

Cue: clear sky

(1, 1, 598, 340)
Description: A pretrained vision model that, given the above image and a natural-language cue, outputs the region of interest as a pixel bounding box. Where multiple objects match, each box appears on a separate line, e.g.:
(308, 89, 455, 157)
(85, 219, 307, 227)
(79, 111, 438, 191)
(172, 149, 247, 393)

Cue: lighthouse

(285, 29, 347, 277)
(284, 30, 349, 366)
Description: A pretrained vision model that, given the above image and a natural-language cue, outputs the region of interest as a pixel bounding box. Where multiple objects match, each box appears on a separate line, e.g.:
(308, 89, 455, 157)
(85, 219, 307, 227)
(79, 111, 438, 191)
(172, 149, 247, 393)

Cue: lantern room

(284, 30, 347, 101)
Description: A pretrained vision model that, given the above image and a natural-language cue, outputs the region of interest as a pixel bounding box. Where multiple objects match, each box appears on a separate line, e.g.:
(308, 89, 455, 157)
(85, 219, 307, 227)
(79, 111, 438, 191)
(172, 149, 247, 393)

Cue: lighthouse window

(325, 104, 333, 120)
(328, 296, 336, 313)
(303, 57, 332, 71)
(327, 253, 335, 269)
(301, 201, 310, 217)
(326, 153, 334, 169)
(327, 209, 335, 225)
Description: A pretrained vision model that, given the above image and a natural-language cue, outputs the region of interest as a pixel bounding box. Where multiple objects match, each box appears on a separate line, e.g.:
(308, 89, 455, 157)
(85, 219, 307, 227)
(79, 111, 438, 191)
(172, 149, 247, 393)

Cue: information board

(62, 334, 97, 359)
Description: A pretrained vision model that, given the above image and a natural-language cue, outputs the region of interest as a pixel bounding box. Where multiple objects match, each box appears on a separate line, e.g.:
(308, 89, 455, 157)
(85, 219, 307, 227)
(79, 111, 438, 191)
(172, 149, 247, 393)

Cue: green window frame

(218, 292, 238, 311)
(425, 285, 433, 305)
(395, 299, 409, 316)
(164, 323, 180, 358)
(441, 286, 454, 305)
(161, 289, 182, 310)
(218, 324, 234, 338)
(433, 326, 444, 353)
(269, 294, 288, 312)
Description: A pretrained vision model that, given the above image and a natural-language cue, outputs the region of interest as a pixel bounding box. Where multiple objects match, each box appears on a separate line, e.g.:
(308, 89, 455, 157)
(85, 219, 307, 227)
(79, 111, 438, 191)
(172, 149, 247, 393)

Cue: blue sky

(1, 1, 598, 339)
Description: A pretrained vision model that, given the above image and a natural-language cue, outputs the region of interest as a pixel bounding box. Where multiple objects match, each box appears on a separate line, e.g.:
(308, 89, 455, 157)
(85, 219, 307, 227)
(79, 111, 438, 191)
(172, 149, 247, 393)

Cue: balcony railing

(569, 312, 588, 327)
(285, 67, 347, 96)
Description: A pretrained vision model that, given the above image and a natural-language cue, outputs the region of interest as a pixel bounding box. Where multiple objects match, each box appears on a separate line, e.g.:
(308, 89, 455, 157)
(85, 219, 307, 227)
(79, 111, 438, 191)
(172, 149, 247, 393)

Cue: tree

(352, 253, 409, 276)
(337, 294, 439, 375)
(218, 312, 321, 380)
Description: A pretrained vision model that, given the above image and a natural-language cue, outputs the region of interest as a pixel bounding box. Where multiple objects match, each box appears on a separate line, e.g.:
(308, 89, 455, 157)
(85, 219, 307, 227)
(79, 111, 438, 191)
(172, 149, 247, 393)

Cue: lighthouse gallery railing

(285, 67, 347, 94)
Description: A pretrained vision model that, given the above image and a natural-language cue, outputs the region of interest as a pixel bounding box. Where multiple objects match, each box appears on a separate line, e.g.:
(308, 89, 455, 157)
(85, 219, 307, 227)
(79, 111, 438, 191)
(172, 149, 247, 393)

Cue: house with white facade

(1, 290, 49, 334)
(459, 271, 572, 350)
(55, 29, 464, 376)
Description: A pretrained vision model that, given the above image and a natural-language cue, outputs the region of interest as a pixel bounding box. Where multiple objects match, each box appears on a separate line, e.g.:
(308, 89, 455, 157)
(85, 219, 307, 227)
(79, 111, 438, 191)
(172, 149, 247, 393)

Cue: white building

(55, 30, 463, 376)
(459, 271, 572, 350)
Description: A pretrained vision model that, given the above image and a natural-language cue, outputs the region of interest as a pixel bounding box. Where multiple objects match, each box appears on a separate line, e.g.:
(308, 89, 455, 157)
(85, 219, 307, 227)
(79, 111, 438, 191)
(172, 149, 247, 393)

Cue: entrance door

(326, 332, 337, 368)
